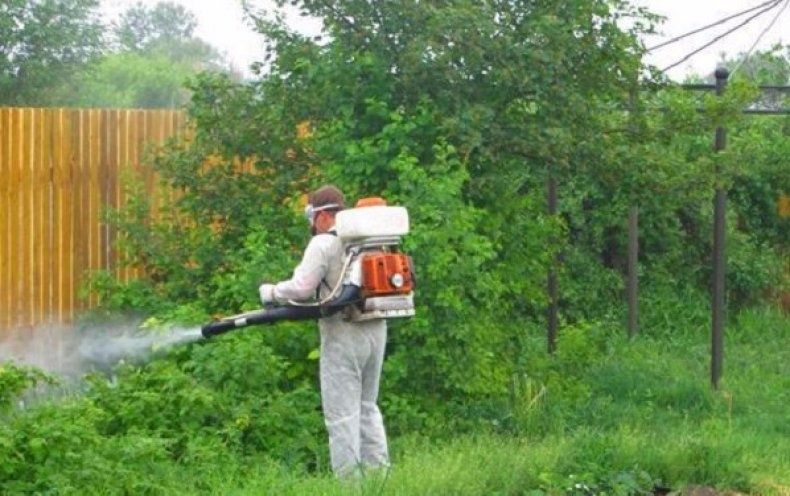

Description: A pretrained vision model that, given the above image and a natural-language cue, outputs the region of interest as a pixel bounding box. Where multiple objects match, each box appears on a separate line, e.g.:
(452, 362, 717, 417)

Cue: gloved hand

(259, 283, 277, 305)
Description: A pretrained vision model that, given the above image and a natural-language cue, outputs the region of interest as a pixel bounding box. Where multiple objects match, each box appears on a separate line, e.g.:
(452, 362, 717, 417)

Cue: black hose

(200, 285, 361, 339)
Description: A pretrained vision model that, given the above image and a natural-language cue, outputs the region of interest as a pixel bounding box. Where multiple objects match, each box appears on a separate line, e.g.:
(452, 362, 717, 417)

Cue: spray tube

(200, 285, 361, 339)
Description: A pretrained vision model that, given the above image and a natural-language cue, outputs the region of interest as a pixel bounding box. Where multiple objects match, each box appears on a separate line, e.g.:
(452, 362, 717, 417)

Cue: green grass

(217, 306, 790, 495)
(1, 305, 786, 495)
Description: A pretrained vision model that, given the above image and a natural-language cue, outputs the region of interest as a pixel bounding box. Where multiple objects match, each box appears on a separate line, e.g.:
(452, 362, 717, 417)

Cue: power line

(660, 0, 784, 73)
(646, 0, 779, 52)
(730, 0, 790, 77)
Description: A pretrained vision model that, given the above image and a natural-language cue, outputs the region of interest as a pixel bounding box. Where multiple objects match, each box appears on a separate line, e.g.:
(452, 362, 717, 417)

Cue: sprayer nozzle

(200, 320, 237, 339)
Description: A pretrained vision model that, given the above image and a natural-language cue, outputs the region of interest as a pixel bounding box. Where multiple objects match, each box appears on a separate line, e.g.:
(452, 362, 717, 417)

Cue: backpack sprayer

(200, 198, 415, 339)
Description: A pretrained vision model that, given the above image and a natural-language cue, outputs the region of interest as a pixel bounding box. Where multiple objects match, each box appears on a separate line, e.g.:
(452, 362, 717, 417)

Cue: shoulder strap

(315, 231, 337, 298)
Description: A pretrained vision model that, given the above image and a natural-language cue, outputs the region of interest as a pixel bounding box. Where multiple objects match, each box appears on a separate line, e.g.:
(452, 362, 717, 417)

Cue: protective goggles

(304, 203, 340, 226)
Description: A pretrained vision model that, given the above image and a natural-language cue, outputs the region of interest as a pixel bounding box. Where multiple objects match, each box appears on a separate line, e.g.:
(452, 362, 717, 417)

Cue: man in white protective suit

(258, 185, 389, 477)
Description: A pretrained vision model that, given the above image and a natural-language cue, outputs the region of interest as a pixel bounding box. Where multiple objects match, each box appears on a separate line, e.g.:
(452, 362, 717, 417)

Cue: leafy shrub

(0, 362, 54, 413)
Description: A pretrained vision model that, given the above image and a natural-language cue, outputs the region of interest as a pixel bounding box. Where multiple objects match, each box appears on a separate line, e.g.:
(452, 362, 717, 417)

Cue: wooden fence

(0, 107, 185, 332)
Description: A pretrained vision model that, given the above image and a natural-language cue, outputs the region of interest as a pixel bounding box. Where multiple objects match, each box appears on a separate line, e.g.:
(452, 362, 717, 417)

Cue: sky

(101, 0, 790, 81)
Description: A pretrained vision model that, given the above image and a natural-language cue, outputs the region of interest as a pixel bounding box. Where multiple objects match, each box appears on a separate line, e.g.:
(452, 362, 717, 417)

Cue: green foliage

(102, 0, 653, 409)
(723, 44, 789, 110)
(114, 1, 198, 54)
(0, 0, 104, 105)
(4, 0, 786, 493)
(91, 0, 785, 458)
(1, 301, 787, 493)
(56, 1, 229, 108)
(0, 330, 326, 494)
(0, 0, 232, 107)
(56, 51, 196, 108)
(0, 362, 54, 412)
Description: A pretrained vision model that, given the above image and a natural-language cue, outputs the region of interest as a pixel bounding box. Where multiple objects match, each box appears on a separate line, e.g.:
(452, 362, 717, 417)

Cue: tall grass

(225, 303, 788, 495)
(1, 298, 786, 495)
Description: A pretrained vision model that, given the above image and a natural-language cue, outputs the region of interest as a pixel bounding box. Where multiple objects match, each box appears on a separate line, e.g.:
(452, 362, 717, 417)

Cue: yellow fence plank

(33, 108, 46, 324)
(56, 111, 68, 322)
(0, 109, 8, 329)
(17, 108, 29, 328)
(73, 109, 87, 315)
(41, 110, 50, 321)
(0, 110, 6, 328)
(8, 109, 16, 328)
(119, 111, 133, 278)
(88, 110, 99, 307)
(0, 107, 184, 333)
(128, 110, 140, 281)
(114, 110, 124, 282)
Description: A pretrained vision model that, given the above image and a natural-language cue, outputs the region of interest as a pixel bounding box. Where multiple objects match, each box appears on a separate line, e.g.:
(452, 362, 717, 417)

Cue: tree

(55, 1, 230, 108)
(723, 44, 789, 110)
(114, 1, 220, 66)
(55, 51, 197, 108)
(724, 44, 790, 85)
(101, 0, 785, 431)
(115, 1, 197, 52)
(105, 0, 657, 407)
(0, 0, 103, 105)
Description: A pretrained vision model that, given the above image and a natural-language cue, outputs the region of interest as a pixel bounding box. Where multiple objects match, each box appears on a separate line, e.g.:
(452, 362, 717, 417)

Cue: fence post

(711, 67, 729, 390)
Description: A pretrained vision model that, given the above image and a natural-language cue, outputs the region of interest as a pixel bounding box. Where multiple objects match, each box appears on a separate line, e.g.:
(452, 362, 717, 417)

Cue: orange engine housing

(361, 252, 414, 297)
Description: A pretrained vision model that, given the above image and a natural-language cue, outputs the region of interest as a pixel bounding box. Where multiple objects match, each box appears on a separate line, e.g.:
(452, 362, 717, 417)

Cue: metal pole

(627, 206, 639, 337)
(547, 164, 558, 354)
(712, 67, 729, 389)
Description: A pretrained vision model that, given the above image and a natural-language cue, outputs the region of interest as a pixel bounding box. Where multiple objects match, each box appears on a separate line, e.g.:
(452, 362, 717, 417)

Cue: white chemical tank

(335, 205, 410, 241)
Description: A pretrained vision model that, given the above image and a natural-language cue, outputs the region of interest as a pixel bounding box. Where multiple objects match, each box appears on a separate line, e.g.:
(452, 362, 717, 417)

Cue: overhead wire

(646, 0, 780, 52)
(729, 0, 790, 77)
(660, 0, 785, 73)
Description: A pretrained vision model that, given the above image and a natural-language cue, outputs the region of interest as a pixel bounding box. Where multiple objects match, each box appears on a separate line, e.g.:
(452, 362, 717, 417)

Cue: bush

(0, 362, 54, 413)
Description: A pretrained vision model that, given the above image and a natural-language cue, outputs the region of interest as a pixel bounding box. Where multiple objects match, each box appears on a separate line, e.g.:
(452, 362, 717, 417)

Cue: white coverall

(272, 231, 389, 476)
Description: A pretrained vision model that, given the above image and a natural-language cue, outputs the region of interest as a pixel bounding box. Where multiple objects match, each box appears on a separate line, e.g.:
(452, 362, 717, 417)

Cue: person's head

(305, 185, 344, 235)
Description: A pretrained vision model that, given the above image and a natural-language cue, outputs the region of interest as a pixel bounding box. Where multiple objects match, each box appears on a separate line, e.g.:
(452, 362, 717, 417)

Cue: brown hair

(308, 185, 345, 209)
